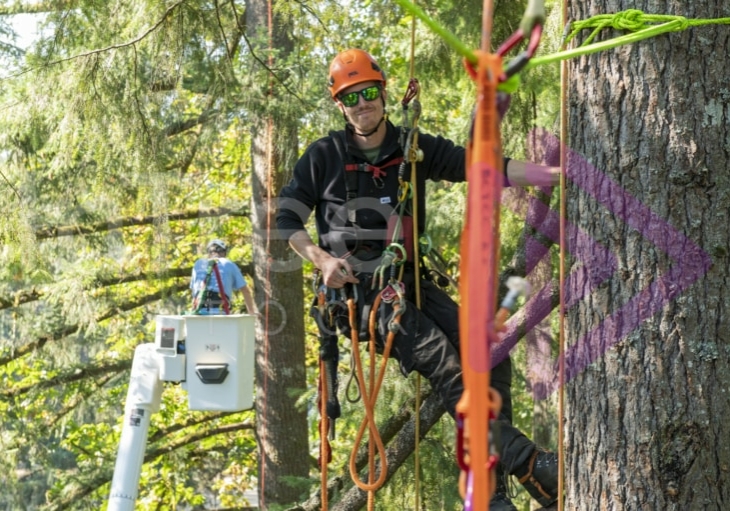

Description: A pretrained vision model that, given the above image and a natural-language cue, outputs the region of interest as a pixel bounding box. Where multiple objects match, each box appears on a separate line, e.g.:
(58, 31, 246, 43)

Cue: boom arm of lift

(107, 314, 256, 511)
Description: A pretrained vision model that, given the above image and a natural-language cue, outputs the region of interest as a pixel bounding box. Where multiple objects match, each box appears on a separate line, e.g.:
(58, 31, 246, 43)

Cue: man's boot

(513, 448, 558, 508)
(489, 466, 517, 511)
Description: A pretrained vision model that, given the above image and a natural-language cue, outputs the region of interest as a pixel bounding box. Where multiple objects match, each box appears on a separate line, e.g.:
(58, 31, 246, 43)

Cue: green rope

(394, 0, 477, 64)
(525, 10, 730, 72)
(565, 10, 730, 46)
(392, 1, 730, 88)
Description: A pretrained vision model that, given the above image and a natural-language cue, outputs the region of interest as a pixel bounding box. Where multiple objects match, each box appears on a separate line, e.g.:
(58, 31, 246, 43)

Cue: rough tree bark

(564, 1, 730, 509)
(247, 1, 309, 508)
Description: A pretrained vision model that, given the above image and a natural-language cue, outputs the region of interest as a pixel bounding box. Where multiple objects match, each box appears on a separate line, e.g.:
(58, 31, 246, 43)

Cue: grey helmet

(207, 239, 228, 254)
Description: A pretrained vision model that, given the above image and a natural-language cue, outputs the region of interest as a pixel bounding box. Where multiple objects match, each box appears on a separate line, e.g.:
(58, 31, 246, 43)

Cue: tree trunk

(246, 1, 309, 508)
(564, 1, 729, 509)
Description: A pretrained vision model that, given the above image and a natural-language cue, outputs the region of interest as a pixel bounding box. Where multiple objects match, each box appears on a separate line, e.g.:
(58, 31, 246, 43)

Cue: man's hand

(320, 256, 359, 288)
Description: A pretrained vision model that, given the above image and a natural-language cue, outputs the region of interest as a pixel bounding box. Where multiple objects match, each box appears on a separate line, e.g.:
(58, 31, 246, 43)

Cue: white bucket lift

(108, 314, 256, 511)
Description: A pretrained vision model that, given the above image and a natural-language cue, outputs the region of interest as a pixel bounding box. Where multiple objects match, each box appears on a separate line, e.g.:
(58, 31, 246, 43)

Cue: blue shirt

(190, 257, 246, 300)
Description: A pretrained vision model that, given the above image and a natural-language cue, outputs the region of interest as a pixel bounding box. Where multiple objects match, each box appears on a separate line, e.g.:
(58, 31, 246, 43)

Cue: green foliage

(0, 0, 563, 509)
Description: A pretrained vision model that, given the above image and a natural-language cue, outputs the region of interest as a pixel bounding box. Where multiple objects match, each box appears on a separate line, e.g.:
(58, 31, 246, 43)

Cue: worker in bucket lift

(190, 239, 256, 315)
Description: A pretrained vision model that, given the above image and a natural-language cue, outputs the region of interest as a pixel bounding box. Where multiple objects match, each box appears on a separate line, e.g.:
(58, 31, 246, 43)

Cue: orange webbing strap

(347, 291, 403, 510)
(454, 48, 504, 511)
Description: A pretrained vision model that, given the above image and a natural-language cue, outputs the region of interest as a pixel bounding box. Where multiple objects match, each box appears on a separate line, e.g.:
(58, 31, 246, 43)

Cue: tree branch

(33, 205, 249, 239)
(0, 261, 253, 311)
(4, 0, 186, 80)
(0, 282, 188, 367)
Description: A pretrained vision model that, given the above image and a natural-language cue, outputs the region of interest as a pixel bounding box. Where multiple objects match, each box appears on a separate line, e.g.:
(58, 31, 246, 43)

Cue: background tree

(0, 0, 565, 509)
(244, 0, 309, 506)
(564, 1, 729, 509)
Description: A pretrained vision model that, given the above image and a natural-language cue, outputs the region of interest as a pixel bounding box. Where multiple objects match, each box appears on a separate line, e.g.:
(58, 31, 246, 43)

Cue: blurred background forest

(0, 0, 562, 509)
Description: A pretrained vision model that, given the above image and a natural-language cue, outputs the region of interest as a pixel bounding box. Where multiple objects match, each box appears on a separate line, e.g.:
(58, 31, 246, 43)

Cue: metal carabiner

(497, 22, 544, 81)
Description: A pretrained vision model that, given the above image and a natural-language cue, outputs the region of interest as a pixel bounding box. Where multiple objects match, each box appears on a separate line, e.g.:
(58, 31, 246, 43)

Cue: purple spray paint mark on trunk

(494, 131, 712, 398)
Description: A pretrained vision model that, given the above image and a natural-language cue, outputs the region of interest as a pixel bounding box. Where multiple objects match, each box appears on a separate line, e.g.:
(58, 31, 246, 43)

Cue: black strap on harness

(330, 130, 404, 225)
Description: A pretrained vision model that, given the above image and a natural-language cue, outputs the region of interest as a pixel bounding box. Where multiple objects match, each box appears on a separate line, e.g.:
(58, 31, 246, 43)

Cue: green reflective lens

(339, 85, 381, 107)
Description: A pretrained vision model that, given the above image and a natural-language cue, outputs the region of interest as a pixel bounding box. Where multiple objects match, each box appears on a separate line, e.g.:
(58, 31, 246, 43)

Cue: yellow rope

(558, 1, 569, 509)
(407, 7, 423, 509)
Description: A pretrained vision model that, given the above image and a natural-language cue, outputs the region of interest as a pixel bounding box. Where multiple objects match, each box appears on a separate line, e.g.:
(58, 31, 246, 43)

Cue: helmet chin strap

(345, 115, 386, 137)
(344, 97, 388, 138)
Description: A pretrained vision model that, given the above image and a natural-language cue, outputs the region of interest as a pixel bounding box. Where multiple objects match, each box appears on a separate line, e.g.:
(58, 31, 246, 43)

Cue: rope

(557, 2, 569, 510)
(565, 10, 727, 46)
(319, 357, 331, 510)
(347, 293, 403, 508)
(405, 10, 423, 509)
(526, 11, 730, 71)
(260, 0, 274, 505)
(393, 0, 730, 85)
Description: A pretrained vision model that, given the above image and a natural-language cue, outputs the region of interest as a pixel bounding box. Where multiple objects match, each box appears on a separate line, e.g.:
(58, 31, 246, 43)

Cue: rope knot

(612, 9, 646, 32)
(673, 16, 690, 31)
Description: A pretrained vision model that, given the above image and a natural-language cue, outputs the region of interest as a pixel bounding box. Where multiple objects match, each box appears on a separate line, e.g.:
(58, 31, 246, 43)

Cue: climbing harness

(330, 130, 405, 229)
(191, 259, 231, 315)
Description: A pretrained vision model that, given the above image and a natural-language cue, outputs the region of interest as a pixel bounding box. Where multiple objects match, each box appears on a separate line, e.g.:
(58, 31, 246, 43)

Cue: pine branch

(0, 1, 76, 15)
(44, 420, 255, 511)
(0, 359, 130, 398)
(4, 0, 186, 80)
(0, 283, 188, 367)
(33, 205, 249, 239)
(0, 262, 253, 311)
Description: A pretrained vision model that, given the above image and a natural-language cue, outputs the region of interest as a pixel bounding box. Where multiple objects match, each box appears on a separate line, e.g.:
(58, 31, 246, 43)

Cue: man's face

(336, 80, 386, 133)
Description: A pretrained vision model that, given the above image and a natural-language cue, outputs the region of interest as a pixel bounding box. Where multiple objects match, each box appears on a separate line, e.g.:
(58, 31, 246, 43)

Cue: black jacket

(276, 120, 505, 259)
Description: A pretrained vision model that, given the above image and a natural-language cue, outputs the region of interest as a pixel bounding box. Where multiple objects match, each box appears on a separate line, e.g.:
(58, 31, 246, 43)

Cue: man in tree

(190, 239, 256, 315)
(276, 49, 558, 510)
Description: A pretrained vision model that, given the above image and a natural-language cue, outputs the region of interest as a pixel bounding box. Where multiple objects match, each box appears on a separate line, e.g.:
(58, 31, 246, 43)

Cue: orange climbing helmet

(327, 49, 387, 99)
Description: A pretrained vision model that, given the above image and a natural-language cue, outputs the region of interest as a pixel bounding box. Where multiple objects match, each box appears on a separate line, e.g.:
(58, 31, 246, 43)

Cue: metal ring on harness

(373, 244, 407, 290)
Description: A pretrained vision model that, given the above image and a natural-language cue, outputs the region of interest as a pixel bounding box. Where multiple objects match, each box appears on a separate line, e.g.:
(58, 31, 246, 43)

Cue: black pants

(335, 274, 536, 472)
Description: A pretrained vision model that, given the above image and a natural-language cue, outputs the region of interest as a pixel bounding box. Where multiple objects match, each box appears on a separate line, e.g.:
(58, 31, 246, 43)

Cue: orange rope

(319, 358, 330, 509)
(347, 293, 402, 507)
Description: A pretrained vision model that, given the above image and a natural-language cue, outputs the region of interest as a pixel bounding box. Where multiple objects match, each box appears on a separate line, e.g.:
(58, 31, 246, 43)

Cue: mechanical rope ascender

(455, 1, 545, 510)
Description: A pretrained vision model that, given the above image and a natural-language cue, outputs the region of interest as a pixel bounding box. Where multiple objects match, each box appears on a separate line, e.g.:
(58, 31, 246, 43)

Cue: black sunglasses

(338, 85, 382, 108)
